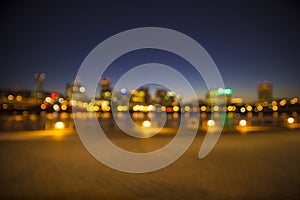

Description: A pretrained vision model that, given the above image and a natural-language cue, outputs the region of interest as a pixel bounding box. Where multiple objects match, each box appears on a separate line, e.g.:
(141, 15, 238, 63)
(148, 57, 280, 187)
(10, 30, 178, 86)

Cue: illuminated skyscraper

(258, 81, 273, 103)
(66, 77, 87, 101)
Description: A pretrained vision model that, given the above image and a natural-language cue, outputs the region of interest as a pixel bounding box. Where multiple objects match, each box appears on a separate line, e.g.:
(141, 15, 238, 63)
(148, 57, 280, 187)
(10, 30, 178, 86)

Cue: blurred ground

(0, 129, 300, 199)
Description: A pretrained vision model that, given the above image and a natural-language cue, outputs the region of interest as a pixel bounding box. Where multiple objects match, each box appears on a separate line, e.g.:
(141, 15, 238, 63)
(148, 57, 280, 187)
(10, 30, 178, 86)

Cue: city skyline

(1, 1, 300, 102)
(0, 73, 296, 105)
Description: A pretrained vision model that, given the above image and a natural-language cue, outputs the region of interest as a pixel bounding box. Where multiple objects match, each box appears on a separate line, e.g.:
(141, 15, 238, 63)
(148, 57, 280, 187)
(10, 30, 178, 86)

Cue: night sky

(1, 0, 300, 102)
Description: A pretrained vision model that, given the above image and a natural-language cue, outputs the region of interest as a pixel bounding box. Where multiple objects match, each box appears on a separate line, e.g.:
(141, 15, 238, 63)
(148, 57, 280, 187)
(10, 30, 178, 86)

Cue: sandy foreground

(0, 129, 300, 200)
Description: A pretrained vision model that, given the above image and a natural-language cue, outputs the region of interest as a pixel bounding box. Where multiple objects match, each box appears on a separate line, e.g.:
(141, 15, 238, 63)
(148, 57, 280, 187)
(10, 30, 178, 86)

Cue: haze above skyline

(1, 0, 300, 102)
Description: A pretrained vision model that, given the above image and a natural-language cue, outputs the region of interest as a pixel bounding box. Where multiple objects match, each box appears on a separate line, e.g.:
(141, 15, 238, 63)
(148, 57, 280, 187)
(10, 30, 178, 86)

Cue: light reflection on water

(0, 112, 298, 132)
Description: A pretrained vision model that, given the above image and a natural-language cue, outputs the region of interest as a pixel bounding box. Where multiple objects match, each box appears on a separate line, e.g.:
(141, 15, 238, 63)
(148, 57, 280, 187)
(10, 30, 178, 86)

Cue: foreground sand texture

(0, 130, 300, 199)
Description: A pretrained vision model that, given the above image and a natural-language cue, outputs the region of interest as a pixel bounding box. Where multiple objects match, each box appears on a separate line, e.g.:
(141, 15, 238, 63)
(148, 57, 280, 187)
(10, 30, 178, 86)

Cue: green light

(217, 88, 232, 95)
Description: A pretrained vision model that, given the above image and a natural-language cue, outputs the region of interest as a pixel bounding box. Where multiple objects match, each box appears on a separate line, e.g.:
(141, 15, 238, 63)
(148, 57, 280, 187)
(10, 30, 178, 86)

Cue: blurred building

(206, 88, 232, 105)
(66, 77, 88, 101)
(130, 87, 151, 105)
(258, 81, 273, 103)
(100, 77, 112, 101)
(31, 73, 46, 99)
(154, 89, 176, 106)
(0, 89, 47, 112)
(111, 88, 131, 105)
(231, 98, 243, 105)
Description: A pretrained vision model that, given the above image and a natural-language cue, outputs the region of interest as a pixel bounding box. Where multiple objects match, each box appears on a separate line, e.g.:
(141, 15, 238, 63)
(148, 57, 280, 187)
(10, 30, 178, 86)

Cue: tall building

(66, 77, 88, 101)
(258, 81, 273, 103)
(100, 77, 112, 101)
(206, 88, 232, 105)
(33, 73, 46, 92)
(31, 73, 46, 98)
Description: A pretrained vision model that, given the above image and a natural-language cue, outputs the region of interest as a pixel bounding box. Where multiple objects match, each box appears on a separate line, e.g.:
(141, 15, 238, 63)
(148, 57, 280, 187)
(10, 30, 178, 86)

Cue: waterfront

(0, 111, 298, 132)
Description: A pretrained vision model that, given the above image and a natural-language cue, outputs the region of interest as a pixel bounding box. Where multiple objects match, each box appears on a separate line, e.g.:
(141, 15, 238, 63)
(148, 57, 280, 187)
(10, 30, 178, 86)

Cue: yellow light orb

(61, 104, 68, 111)
(55, 121, 65, 129)
(16, 95, 22, 101)
(213, 106, 219, 112)
(184, 106, 191, 112)
(142, 120, 151, 128)
(246, 105, 252, 112)
(239, 119, 247, 127)
(173, 106, 179, 112)
(200, 106, 207, 112)
(257, 105, 263, 111)
(272, 105, 278, 111)
(40, 104, 47, 110)
(279, 99, 286, 106)
(3, 104, 8, 109)
(287, 117, 295, 124)
(8, 95, 14, 101)
(207, 119, 215, 127)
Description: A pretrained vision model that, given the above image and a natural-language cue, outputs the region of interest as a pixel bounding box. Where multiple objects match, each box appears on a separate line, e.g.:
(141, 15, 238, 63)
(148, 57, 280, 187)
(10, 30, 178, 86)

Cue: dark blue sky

(1, 0, 299, 102)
